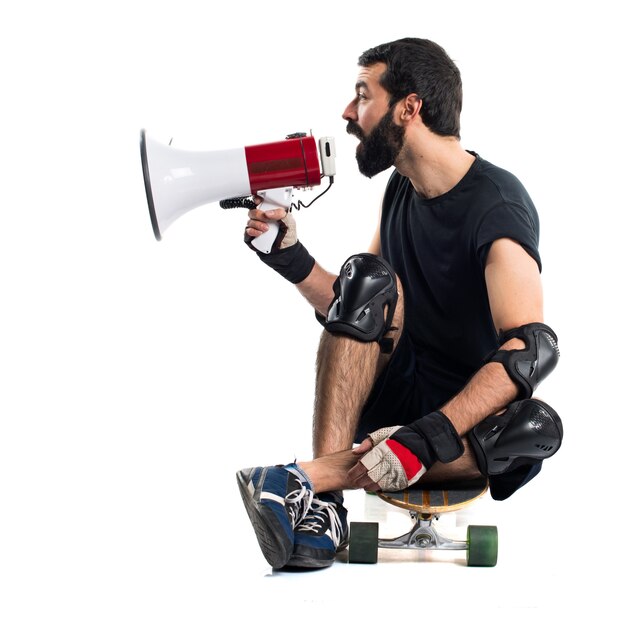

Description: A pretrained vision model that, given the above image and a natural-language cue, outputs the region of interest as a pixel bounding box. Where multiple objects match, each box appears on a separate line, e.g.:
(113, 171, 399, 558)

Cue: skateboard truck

(380, 512, 467, 551)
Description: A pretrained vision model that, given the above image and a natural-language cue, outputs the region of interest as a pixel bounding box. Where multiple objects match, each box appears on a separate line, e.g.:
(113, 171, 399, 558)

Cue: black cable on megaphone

(219, 175, 334, 212)
(219, 196, 257, 210)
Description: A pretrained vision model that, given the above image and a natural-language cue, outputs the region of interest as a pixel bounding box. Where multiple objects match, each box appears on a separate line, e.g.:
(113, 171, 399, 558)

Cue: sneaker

(236, 464, 314, 569)
(286, 490, 349, 568)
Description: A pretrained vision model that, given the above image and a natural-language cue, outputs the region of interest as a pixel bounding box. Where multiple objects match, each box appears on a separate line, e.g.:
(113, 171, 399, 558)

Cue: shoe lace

(297, 497, 344, 547)
(285, 483, 314, 529)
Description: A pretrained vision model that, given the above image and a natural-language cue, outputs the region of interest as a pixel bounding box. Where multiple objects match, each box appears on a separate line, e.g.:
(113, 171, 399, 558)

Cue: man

(236, 38, 563, 570)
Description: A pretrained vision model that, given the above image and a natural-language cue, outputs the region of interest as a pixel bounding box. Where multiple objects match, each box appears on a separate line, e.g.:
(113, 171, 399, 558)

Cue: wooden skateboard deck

(377, 476, 489, 514)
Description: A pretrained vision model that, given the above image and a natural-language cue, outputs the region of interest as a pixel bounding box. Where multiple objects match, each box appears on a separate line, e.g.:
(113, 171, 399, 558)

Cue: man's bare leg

(312, 280, 404, 458)
(419, 441, 483, 484)
(312, 333, 381, 457)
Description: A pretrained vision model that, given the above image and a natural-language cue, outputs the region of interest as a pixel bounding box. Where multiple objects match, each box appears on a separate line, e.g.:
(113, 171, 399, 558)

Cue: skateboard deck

(349, 477, 497, 566)
(378, 476, 488, 513)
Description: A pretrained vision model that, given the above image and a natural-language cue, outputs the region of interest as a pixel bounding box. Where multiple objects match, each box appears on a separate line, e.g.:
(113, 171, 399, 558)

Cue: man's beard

(346, 109, 405, 178)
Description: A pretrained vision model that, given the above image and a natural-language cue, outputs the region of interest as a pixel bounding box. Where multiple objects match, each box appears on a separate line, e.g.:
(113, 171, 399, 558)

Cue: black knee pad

(469, 399, 563, 477)
(318, 253, 398, 351)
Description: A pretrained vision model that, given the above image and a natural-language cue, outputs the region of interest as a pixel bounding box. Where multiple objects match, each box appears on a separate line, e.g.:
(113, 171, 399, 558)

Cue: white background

(1, 1, 623, 623)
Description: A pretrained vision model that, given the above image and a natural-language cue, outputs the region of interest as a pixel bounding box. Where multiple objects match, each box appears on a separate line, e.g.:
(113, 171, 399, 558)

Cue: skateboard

(348, 477, 497, 567)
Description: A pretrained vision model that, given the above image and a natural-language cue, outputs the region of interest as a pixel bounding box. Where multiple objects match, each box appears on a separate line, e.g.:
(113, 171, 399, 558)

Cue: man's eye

(357, 92, 367, 101)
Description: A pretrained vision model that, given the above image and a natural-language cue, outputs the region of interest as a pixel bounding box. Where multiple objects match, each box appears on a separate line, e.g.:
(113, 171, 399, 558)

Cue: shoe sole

(286, 537, 349, 569)
(236, 469, 292, 569)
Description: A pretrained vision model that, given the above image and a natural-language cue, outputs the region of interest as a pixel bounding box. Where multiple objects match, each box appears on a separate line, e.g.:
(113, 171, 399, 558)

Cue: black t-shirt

(360, 153, 541, 436)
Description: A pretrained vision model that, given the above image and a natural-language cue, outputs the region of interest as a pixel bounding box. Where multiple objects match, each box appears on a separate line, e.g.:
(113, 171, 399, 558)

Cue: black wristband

(391, 410, 464, 467)
(256, 241, 315, 284)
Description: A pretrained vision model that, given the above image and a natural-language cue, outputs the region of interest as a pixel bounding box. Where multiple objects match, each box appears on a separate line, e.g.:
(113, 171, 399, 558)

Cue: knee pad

(318, 253, 398, 351)
(489, 323, 560, 399)
(469, 399, 563, 477)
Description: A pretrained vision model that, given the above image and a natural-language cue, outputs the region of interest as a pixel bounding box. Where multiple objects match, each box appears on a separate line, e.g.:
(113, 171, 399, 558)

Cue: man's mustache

(346, 121, 366, 141)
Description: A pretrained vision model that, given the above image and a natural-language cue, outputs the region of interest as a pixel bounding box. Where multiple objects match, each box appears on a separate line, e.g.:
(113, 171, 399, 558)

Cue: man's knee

(468, 399, 563, 478)
(317, 253, 402, 354)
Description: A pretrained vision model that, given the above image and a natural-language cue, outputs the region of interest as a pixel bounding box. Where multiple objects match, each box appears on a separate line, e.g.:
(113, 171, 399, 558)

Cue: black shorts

(356, 333, 542, 501)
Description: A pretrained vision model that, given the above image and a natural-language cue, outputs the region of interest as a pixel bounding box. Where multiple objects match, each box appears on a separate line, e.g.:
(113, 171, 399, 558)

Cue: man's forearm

(295, 262, 337, 317)
(441, 338, 524, 435)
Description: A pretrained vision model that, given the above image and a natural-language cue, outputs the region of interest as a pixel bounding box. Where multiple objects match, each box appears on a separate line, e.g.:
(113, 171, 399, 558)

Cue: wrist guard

(390, 411, 464, 468)
(254, 240, 315, 284)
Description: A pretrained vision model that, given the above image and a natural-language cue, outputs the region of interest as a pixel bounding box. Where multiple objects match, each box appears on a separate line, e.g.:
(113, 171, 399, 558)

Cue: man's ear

(397, 94, 422, 124)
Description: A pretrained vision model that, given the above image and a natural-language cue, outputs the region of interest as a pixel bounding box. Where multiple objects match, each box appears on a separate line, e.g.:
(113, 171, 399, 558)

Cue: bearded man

(237, 37, 563, 570)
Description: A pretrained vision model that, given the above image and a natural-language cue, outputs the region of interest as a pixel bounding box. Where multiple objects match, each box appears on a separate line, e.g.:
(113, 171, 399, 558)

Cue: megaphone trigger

(256, 188, 293, 212)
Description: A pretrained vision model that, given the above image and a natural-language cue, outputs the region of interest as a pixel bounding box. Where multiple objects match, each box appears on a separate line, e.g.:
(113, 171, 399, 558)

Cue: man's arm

(367, 208, 382, 256)
(296, 212, 381, 315)
(248, 199, 385, 318)
(246, 204, 336, 315)
(440, 237, 544, 434)
(295, 264, 337, 318)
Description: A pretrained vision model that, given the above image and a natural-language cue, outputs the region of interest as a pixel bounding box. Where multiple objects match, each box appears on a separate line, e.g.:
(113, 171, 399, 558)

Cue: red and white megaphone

(140, 130, 336, 253)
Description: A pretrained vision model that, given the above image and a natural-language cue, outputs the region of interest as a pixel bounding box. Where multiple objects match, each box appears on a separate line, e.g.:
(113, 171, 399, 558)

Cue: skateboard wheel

(466, 525, 498, 567)
(348, 522, 379, 564)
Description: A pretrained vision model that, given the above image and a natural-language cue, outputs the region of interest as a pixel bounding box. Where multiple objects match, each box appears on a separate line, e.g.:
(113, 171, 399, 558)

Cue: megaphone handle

(251, 188, 293, 254)
(251, 221, 280, 254)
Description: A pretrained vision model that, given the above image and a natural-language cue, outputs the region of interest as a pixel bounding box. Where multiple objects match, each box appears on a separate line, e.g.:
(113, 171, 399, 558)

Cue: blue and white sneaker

(236, 464, 314, 569)
(287, 490, 349, 568)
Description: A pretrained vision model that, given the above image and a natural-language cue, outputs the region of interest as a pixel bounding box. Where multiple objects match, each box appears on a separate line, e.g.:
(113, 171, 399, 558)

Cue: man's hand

(244, 198, 315, 284)
(347, 426, 427, 492)
(347, 412, 464, 491)
(245, 202, 297, 252)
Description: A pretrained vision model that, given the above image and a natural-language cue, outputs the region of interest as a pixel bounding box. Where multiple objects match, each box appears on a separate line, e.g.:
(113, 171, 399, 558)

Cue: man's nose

(342, 100, 357, 121)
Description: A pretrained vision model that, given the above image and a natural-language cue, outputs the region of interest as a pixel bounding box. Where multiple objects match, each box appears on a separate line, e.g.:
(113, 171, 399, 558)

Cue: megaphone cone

(140, 130, 252, 240)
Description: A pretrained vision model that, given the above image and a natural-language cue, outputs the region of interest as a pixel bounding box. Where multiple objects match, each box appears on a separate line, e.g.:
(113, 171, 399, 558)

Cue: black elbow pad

(490, 323, 560, 399)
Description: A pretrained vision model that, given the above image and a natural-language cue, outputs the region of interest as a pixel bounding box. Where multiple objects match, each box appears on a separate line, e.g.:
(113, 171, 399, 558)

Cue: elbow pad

(490, 323, 560, 399)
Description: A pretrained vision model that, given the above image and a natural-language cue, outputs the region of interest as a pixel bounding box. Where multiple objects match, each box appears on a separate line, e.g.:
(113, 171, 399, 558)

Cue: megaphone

(140, 129, 336, 252)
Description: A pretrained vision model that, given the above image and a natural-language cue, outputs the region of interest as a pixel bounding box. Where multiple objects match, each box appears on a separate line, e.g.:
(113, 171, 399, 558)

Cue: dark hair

(358, 38, 462, 138)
